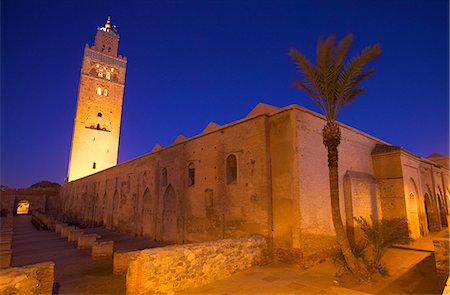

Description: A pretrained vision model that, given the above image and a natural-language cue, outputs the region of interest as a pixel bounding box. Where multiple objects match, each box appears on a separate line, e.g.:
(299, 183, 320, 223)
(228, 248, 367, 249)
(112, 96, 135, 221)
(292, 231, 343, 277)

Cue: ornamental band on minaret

(67, 17, 127, 181)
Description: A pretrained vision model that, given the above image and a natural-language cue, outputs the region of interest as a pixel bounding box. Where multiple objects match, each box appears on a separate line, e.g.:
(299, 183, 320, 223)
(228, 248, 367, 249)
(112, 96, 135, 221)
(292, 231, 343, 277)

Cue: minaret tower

(67, 17, 127, 181)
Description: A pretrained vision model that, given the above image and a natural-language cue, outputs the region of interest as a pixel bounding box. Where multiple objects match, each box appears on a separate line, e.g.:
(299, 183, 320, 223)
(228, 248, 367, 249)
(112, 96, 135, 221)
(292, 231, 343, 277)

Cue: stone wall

(126, 235, 268, 294)
(61, 111, 272, 244)
(294, 107, 384, 257)
(0, 188, 59, 216)
(433, 238, 449, 275)
(0, 261, 54, 295)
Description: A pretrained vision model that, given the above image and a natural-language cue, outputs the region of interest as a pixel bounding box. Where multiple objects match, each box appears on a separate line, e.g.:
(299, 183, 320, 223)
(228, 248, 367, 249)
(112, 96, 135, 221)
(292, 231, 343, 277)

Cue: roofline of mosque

(67, 103, 440, 184)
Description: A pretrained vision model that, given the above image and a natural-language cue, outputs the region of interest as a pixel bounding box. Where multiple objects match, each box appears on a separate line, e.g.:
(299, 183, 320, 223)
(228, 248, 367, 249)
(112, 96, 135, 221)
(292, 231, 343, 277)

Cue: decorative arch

(142, 188, 156, 239)
(110, 190, 119, 228)
(424, 192, 432, 231)
(437, 186, 448, 227)
(162, 185, 178, 242)
(226, 154, 238, 184)
(102, 191, 107, 226)
(188, 163, 195, 186)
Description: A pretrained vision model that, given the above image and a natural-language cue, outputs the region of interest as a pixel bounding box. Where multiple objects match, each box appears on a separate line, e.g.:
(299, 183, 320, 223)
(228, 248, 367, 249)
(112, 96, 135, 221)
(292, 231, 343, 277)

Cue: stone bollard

(61, 226, 75, 238)
(48, 219, 56, 231)
(113, 250, 141, 275)
(78, 234, 98, 249)
(55, 223, 67, 234)
(92, 241, 114, 259)
(0, 250, 12, 269)
(0, 241, 11, 251)
(68, 229, 84, 243)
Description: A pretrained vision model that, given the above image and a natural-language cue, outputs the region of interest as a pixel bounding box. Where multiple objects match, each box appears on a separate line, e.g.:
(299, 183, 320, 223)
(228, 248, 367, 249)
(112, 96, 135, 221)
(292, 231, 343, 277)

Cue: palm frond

(290, 48, 327, 113)
(290, 35, 381, 121)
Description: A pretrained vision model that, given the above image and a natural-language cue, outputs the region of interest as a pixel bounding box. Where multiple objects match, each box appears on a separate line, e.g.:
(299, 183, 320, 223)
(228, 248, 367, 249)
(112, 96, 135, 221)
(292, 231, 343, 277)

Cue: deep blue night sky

(1, 0, 448, 188)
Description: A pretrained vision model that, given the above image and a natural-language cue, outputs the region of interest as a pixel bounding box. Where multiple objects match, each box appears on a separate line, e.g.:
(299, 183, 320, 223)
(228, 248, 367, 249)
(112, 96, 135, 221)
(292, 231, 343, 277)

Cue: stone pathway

(182, 247, 442, 295)
(11, 215, 163, 294)
(9, 216, 445, 294)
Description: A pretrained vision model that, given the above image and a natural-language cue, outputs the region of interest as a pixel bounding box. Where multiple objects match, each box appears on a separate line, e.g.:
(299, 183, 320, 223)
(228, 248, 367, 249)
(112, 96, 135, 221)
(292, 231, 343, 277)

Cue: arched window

(96, 86, 102, 95)
(162, 168, 167, 187)
(93, 162, 96, 169)
(97, 112, 102, 117)
(98, 71, 103, 78)
(226, 154, 237, 184)
(188, 163, 195, 186)
(106, 72, 110, 80)
(103, 88, 108, 96)
(96, 124, 100, 130)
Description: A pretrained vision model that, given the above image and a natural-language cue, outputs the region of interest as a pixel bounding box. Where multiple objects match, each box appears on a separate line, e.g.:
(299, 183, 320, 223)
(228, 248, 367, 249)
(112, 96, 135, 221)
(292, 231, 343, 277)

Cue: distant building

(59, 18, 449, 262)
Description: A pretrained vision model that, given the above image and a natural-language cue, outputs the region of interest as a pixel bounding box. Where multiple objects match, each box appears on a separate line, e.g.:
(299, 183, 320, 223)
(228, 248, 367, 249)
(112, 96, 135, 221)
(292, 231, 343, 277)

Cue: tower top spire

(98, 16, 118, 37)
(105, 16, 111, 31)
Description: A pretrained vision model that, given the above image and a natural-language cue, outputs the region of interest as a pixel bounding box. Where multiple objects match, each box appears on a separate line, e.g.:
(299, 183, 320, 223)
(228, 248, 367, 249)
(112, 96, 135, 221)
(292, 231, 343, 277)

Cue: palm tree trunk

(323, 122, 369, 281)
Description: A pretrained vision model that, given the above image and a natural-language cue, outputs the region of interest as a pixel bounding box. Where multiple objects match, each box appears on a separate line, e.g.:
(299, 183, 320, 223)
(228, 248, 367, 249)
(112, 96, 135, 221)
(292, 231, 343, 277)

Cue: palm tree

(289, 34, 381, 280)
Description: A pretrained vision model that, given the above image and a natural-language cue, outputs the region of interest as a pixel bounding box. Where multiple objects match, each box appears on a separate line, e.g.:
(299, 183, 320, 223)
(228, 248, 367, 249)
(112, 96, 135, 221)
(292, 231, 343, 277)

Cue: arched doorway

(142, 188, 155, 239)
(408, 193, 420, 239)
(162, 185, 178, 242)
(424, 193, 432, 231)
(17, 200, 30, 215)
(408, 179, 421, 238)
(437, 193, 448, 227)
(108, 190, 119, 229)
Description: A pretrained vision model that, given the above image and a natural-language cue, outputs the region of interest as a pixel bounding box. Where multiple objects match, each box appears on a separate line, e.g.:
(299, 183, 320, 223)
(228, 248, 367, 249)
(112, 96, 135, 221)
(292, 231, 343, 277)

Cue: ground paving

(8, 216, 446, 294)
(11, 215, 163, 294)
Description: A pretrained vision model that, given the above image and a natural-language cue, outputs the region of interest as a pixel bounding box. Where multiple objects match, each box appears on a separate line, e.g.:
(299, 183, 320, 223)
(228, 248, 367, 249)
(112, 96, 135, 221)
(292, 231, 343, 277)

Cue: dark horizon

(1, 0, 449, 188)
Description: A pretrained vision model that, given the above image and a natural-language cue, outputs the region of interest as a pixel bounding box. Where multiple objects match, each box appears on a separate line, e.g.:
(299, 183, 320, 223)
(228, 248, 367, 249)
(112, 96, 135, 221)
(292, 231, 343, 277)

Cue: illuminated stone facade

(67, 17, 127, 181)
(61, 20, 449, 262)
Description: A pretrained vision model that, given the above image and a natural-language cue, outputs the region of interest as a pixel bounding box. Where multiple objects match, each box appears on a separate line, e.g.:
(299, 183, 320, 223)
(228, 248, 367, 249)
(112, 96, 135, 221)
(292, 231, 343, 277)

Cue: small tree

(354, 216, 412, 274)
(29, 180, 61, 188)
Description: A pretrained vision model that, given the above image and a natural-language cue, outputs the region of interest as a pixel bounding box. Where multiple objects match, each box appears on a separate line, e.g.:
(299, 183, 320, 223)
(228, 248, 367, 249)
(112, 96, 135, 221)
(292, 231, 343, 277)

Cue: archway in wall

(17, 200, 30, 215)
(424, 193, 432, 231)
(162, 185, 178, 242)
(142, 188, 155, 240)
(408, 179, 421, 238)
(437, 193, 448, 227)
(408, 193, 420, 239)
(109, 191, 119, 228)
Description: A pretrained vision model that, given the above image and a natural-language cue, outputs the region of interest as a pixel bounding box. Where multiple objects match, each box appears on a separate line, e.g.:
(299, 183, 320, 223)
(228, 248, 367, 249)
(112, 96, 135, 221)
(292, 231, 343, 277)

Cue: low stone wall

(0, 261, 54, 295)
(433, 238, 449, 275)
(126, 235, 268, 294)
(114, 250, 141, 275)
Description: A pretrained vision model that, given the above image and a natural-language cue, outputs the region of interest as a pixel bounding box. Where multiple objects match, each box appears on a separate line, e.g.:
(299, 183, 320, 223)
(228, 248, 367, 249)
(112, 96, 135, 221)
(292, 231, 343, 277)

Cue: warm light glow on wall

(106, 72, 110, 80)
(17, 200, 30, 215)
(111, 68, 114, 72)
(98, 71, 103, 78)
